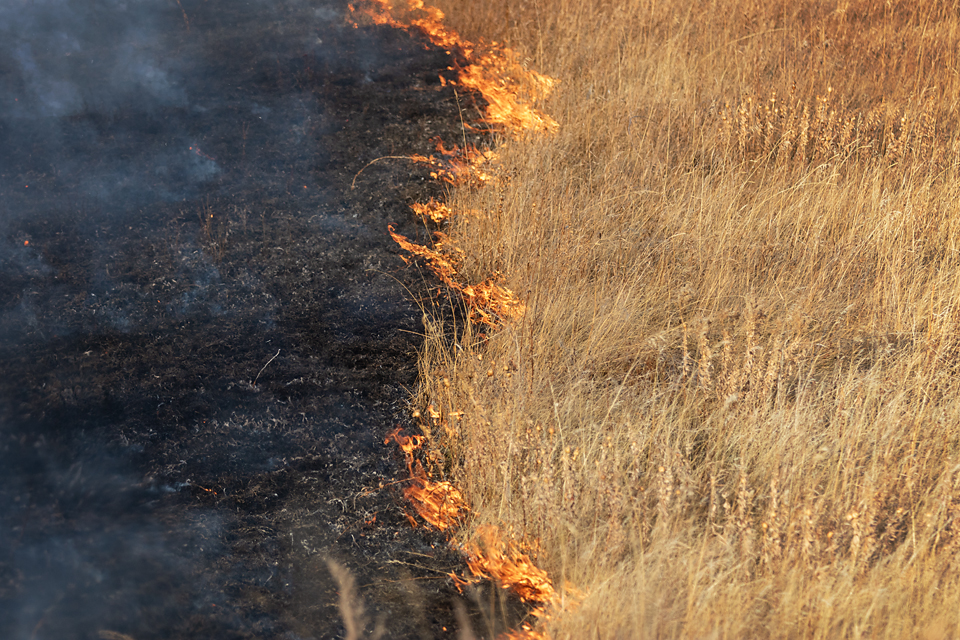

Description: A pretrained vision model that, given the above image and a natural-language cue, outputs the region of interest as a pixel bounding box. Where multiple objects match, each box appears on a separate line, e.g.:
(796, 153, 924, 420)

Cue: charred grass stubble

(414, 0, 960, 637)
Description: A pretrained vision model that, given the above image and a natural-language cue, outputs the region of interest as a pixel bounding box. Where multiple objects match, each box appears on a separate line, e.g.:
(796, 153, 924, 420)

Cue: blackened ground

(0, 1, 524, 638)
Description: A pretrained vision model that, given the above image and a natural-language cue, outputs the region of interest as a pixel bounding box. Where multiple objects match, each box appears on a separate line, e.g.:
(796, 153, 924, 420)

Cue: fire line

(350, 2, 573, 637)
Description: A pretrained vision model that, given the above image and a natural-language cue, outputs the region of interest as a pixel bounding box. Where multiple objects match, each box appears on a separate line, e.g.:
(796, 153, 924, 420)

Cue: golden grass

(412, 0, 960, 636)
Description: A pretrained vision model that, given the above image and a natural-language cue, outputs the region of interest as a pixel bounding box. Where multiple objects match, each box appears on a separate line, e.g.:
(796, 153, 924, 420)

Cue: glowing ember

(503, 626, 551, 640)
(407, 139, 495, 186)
(388, 225, 525, 327)
(348, 0, 557, 137)
(385, 427, 468, 530)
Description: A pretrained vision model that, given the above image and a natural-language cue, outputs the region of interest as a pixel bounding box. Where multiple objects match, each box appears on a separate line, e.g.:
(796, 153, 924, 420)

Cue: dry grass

(411, 0, 960, 637)
(326, 558, 385, 640)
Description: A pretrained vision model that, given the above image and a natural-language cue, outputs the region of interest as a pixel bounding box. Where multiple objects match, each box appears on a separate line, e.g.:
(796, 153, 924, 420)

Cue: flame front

(351, 0, 538, 327)
(360, 2, 568, 636)
(349, 0, 557, 137)
(347, 0, 462, 52)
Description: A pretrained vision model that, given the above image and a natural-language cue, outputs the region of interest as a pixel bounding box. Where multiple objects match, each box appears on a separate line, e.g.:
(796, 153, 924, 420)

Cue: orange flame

(353, 0, 538, 327)
(457, 525, 557, 608)
(386, 418, 570, 639)
(388, 225, 524, 327)
(385, 427, 468, 530)
(451, 53, 558, 135)
(410, 198, 453, 224)
(347, 0, 462, 51)
(407, 139, 494, 186)
(348, 0, 557, 136)
(502, 625, 551, 640)
(363, 3, 567, 636)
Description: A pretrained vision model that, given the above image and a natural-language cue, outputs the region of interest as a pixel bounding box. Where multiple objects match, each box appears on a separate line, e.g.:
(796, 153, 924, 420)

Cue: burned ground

(0, 1, 520, 638)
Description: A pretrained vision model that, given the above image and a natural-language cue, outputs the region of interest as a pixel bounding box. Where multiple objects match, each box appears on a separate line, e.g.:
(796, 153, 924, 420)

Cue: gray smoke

(0, 0, 186, 120)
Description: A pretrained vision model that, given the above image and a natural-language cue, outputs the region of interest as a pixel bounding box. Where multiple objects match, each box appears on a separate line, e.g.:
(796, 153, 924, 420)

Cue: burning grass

(348, 0, 557, 136)
(350, 0, 542, 330)
(405, 0, 960, 637)
(350, 1, 561, 626)
(385, 426, 468, 531)
(410, 138, 496, 187)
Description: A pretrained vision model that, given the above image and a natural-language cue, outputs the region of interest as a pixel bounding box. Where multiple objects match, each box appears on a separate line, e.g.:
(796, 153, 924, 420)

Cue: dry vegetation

(409, 0, 960, 637)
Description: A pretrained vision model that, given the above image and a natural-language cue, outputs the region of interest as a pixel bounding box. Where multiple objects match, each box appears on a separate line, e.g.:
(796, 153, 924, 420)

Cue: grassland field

(405, 1, 960, 637)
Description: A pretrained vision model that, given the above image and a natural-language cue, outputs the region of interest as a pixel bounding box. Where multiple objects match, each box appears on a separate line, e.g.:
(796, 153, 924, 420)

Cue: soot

(0, 1, 524, 638)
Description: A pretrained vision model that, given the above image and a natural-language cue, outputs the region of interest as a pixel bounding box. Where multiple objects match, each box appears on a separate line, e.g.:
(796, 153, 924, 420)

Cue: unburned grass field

(403, 0, 960, 637)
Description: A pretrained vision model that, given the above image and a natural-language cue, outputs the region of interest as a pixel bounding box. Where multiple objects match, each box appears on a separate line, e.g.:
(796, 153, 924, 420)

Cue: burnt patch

(0, 1, 523, 638)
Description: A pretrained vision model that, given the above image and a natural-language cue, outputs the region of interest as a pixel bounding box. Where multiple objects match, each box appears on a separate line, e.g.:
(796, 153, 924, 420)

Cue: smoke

(0, 0, 186, 120)
(0, 506, 227, 640)
(0, 0, 200, 227)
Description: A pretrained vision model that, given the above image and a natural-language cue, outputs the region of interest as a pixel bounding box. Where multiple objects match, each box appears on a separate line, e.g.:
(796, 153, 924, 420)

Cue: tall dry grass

(412, 0, 960, 636)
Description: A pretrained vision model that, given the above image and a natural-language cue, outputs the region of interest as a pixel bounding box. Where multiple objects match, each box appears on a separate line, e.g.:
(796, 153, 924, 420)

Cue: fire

(348, 0, 557, 137)
(386, 416, 571, 638)
(503, 626, 551, 640)
(387, 422, 565, 628)
(352, 1, 536, 327)
(388, 225, 525, 327)
(347, 0, 461, 51)
(457, 525, 557, 608)
(363, 2, 568, 636)
(410, 198, 452, 224)
(408, 142, 493, 186)
(445, 53, 558, 135)
(385, 427, 468, 530)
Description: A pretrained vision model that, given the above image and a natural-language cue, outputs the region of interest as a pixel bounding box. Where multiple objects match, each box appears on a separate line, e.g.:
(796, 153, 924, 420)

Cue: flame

(363, 3, 567, 636)
(452, 53, 558, 135)
(407, 139, 495, 186)
(347, 0, 462, 51)
(388, 225, 525, 327)
(386, 417, 571, 639)
(410, 198, 452, 223)
(348, 0, 557, 136)
(353, 1, 538, 327)
(385, 427, 468, 530)
(456, 525, 557, 608)
(502, 626, 550, 640)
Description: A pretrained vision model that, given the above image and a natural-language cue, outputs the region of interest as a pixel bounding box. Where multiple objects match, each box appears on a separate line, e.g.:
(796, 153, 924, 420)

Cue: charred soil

(0, 1, 520, 638)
